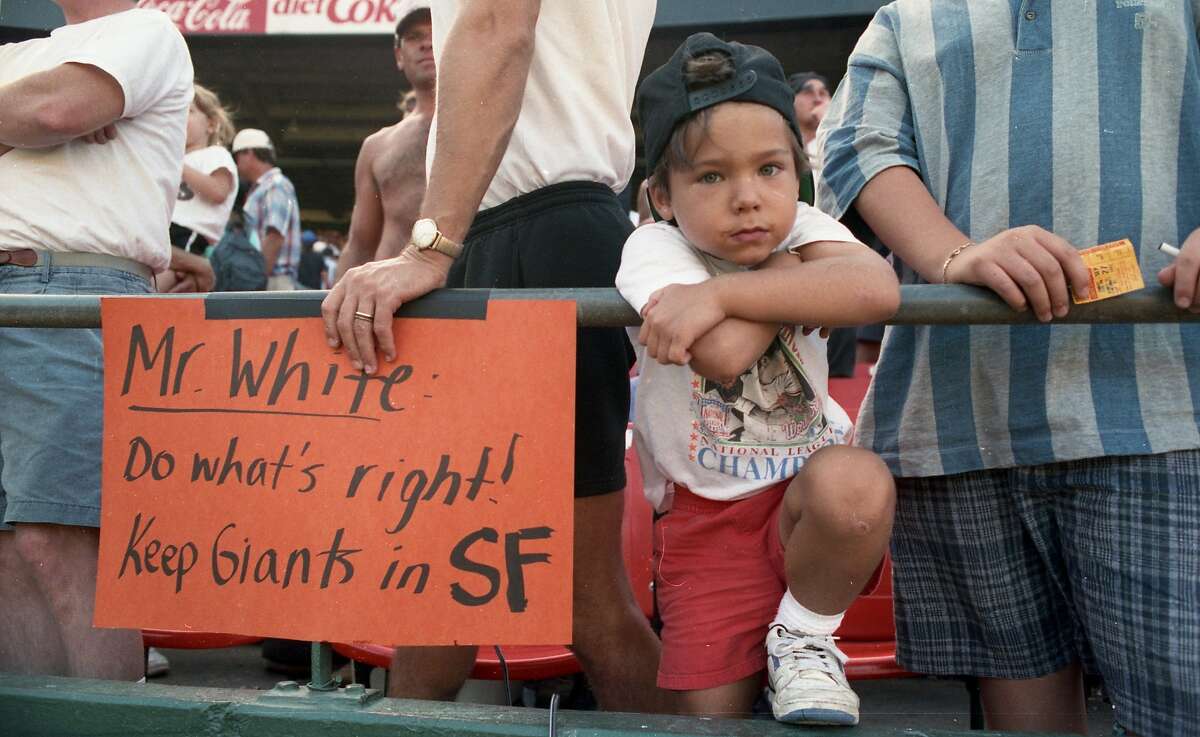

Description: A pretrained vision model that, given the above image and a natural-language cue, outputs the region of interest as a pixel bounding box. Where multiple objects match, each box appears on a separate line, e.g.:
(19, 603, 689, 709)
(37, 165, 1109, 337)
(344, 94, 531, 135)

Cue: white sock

(774, 590, 844, 636)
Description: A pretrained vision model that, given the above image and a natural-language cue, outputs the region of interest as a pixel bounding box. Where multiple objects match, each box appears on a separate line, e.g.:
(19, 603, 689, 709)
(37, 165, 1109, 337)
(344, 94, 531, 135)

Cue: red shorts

(654, 481, 882, 691)
(654, 482, 790, 691)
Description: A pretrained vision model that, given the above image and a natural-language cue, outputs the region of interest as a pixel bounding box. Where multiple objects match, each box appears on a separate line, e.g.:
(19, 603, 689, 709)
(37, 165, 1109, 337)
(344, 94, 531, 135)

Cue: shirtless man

(336, 1, 434, 277)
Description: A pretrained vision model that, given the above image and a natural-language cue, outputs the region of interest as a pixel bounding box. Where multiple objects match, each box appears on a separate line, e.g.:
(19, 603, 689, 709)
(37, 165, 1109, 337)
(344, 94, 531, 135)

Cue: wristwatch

(410, 218, 463, 259)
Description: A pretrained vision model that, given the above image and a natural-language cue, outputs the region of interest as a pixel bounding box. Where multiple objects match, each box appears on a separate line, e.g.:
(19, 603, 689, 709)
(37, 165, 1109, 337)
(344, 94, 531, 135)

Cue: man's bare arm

(323, 0, 542, 373)
(262, 230, 283, 275)
(0, 63, 124, 148)
(0, 144, 12, 157)
(414, 0, 541, 244)
(335, 134, 386, 283)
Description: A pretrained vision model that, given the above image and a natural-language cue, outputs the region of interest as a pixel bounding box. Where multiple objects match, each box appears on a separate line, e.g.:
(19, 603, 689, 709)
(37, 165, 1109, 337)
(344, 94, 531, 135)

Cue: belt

(0, 249, 154, 282)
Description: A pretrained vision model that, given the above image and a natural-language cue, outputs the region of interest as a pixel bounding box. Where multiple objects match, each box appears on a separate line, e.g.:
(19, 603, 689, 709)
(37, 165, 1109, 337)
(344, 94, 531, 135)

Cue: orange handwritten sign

(95, 297, 575, 645)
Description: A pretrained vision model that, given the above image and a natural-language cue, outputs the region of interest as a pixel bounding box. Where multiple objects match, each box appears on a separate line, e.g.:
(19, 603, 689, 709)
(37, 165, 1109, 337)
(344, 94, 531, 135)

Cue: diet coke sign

(137, 0, 402, 35)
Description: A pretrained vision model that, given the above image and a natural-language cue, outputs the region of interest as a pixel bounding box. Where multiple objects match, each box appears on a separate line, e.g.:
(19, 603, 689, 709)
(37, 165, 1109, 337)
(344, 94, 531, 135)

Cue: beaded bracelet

(940, 240, 975, 284)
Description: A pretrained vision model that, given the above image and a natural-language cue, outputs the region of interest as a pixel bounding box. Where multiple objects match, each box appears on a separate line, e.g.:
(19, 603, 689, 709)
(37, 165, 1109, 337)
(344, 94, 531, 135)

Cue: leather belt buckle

(0, 249, 38, 267)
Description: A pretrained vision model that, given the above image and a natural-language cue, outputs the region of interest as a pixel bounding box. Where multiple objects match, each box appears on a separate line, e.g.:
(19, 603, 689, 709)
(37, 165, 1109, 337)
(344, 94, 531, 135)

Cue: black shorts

(448, 181, 634, 498)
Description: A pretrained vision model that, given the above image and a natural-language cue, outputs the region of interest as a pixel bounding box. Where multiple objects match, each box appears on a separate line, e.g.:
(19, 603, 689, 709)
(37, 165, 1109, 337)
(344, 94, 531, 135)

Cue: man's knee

(11, 524, 99, 591)
(12, 524, 61, 567)
(0, 531, 27, 576)
(792, 446, 895, 538)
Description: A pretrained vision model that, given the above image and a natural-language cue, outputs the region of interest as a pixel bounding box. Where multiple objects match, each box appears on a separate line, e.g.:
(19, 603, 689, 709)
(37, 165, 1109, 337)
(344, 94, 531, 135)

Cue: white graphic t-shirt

(616, 205, 859, 511)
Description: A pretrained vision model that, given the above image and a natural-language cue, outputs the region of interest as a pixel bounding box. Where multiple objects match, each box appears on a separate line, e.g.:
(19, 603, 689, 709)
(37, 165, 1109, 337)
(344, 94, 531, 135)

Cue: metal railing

(3, 284, 1200, 328)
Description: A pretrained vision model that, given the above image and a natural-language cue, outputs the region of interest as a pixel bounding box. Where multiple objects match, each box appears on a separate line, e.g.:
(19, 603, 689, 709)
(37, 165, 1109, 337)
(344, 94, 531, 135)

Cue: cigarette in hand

(1160, 242, 1181, 258)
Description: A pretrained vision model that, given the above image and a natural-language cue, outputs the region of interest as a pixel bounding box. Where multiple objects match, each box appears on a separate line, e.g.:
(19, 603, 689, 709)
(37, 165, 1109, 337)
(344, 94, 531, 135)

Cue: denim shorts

(892, 452, 1200, 736)
(0, 264, 152, 529)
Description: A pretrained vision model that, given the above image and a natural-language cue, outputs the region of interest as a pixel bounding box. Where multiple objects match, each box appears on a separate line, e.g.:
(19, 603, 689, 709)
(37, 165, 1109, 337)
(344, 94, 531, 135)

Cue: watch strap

(428, 231, 463, 259)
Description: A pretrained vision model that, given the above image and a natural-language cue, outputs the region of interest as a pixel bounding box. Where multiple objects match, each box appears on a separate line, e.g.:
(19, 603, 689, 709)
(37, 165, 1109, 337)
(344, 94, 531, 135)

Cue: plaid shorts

(892, 451, 1200, 736)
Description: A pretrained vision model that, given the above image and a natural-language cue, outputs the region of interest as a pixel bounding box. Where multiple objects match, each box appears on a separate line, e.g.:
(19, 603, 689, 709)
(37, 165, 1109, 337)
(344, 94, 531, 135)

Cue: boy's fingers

(637, 319, 651, 347)
(668, 340, 689, 365)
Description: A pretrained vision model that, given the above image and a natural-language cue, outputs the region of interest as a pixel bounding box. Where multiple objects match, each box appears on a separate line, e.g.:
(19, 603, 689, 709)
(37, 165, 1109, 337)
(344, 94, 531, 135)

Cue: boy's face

(650, 102, 800, 267)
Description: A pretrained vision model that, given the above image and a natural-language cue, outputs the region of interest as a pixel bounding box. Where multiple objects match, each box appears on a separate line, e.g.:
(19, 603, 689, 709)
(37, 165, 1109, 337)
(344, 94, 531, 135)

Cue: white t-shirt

(0, 9, 192, 271)
(429, 1, 654, 209)
(805, 138, 824, 180)
(172, 145, 237, 244)
(616, 205, 859, 511)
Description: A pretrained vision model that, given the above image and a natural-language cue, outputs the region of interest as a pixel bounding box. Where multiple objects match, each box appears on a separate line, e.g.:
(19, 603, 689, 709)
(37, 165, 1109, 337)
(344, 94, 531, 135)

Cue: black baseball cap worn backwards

(637, 32, 803, 179)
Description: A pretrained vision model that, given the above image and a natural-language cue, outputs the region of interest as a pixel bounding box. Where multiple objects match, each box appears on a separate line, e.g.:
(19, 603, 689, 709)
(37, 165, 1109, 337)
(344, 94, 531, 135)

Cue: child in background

(157, 83, 237, 293)
(172, 83, 237, 255)
(616, 33, 898, 725)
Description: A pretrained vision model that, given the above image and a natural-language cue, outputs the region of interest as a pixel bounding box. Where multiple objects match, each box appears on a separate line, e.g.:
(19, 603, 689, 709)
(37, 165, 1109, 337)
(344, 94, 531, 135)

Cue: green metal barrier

(0, 674, 1030, 737)
(0, 284, 1167, 736)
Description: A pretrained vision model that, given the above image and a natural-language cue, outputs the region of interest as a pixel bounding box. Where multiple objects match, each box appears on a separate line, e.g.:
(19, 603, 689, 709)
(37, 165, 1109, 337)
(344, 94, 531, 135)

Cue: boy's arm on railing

(640, 244, 898, 378)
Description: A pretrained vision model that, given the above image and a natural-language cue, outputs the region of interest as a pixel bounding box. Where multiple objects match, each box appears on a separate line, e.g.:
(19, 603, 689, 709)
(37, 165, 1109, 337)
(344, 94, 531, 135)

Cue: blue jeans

(0, 264, 151, 529)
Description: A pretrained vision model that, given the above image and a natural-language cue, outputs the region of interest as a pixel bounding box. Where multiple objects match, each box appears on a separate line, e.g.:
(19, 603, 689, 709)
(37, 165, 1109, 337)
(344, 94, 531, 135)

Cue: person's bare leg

(0, 531, 69, 674)
(675, 674, 761, 718)
(570, 491, 670, 713)
(13, 523, 142, 679)
(387, 645, 476, 700)
(980, 664, 1088, 735)
(779, 446, 895, 614)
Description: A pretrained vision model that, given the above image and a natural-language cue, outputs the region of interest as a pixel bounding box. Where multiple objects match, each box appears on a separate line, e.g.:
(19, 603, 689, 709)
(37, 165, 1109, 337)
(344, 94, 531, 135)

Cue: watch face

(412, 218, 437, 247)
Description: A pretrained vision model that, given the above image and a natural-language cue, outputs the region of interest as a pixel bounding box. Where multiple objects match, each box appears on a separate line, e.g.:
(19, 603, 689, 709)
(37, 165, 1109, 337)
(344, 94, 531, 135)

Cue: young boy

(616, 34, 899, 725)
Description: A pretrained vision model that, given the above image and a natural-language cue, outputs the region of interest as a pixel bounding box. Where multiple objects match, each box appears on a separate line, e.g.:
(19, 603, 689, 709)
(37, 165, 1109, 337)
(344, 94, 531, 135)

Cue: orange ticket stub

(1072, 239, 1145, 304)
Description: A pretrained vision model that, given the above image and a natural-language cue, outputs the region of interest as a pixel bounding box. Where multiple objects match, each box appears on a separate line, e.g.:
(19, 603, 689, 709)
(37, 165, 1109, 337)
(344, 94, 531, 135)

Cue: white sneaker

(765, 624, 859, 726)
(146, 647, 170, 678)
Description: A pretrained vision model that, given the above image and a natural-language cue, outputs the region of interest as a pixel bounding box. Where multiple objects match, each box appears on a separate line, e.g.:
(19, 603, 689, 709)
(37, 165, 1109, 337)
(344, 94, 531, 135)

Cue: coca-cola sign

(137, 0, 266, 34)
(137, 0, 402, 35)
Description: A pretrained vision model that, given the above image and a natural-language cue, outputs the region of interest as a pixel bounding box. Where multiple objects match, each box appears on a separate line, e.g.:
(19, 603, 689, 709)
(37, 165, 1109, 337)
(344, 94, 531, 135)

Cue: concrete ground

(151, 645, 1117, 734)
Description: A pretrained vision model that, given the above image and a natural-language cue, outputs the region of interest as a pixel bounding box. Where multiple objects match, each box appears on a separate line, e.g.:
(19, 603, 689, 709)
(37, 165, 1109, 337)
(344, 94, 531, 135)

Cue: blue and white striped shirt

(818, 0, 1200, 477)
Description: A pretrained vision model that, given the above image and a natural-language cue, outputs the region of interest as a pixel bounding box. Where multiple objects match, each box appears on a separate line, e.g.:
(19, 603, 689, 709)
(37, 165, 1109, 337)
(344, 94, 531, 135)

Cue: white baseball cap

(395, 0, 431, 36)
(231, 128, 274, 153)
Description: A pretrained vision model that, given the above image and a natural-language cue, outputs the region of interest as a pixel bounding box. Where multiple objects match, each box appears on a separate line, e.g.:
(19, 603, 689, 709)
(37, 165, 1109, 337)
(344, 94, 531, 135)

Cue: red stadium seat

(141, 630, 261, 649)
(827, 362, 874, 424)
(837, 555, 911, 680)
(827, 367, 911, 680)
